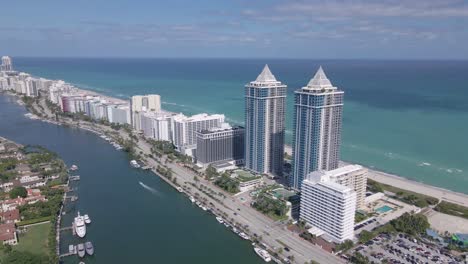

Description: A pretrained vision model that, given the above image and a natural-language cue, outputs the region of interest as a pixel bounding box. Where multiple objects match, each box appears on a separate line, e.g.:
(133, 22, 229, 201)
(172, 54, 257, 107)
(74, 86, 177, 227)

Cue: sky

(1, 0, 468, 59)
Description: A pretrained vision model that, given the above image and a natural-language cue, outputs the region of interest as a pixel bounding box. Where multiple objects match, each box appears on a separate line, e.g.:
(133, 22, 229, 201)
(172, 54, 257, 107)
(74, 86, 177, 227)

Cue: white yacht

(216, 216, 224, 224)
(189, 196, 196, 203)
(239, 232, 250, 240)
(201, 206, 207, 211)
(70, 165, 78, 171)
(130, 160, 140, 168)
(74, 212, 86, 238)
(176, 187, 183, 192)
(254, 247, 271, 262)
(84, 214, 91, 224)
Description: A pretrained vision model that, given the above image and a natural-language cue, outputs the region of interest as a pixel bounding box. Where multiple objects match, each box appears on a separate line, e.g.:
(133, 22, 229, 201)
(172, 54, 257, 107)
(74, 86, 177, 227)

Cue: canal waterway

(0, 94, 263, 264)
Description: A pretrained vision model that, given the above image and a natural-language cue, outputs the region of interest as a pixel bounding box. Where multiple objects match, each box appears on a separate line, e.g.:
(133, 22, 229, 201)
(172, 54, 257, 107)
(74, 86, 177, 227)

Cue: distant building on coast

(290, 67, 344, 190)
(300, 174, 356, 243)
(195, 124, 245, 168)
(139, 111, 175, 141)
(244, 65, 286, 177)
(1, 56, 13, 72)
(131, 94, 161, 127)
(172, 113, 225, 157)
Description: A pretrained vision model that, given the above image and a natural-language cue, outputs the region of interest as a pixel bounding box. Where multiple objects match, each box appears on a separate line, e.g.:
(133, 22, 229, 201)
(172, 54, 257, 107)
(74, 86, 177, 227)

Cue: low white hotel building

(300, 175, 356, 243)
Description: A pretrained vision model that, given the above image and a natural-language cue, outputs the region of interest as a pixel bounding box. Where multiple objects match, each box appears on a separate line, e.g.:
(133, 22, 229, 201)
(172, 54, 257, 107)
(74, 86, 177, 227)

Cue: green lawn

(15, 222, 51, 256)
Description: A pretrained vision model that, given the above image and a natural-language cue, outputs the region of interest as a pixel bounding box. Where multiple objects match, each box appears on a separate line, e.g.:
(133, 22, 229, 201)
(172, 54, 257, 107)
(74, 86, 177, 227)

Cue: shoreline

(9, 94, 342, 263)
(7, 87, 468, 206)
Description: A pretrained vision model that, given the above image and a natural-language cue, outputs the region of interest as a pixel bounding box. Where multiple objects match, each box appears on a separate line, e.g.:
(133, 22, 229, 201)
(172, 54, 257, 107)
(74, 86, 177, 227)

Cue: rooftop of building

(304, 177, 354, 194)
(197, 124, 245, 134)
(0, 209, 20, 222)
(231, 170, 261, 182)
(306, 164, 365, 182)
(173, 112, 225, 122)
(246, 64, 286, 87)
(0, 223, 16, 241)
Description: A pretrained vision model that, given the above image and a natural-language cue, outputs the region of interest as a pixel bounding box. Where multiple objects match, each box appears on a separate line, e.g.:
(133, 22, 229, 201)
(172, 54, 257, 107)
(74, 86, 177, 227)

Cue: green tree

(205, 165, 218, 179)
(351, 252, 369, 264)
(336, 239, 354, 252)
(9, 186, 27, 199)
(359, 230, 376, 244)
(390, 212, 429, 235)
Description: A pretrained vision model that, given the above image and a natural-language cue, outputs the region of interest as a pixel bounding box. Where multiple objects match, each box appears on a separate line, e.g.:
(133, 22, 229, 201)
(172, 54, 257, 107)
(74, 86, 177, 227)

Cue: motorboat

(216, 216, 224, 224)
(239, 232, 251, 240)
(77, 243, 85, 258)
(254, 247, 271, 262)
(85, 241, 94, 255)
(74, 212, 86, 238)
(84, 214, 91, 224)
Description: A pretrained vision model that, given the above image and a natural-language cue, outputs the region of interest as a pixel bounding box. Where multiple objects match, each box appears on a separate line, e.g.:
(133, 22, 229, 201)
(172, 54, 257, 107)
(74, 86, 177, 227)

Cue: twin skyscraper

(244, 65, 344, 190)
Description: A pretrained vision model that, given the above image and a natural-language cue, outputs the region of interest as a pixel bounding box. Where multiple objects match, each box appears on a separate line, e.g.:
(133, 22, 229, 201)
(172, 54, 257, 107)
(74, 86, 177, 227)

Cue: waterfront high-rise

(195, 124, 245, 168)
(172, 113, 225, 156)
(300, 175, 356, 243)
(1, 56, 13, 72)
(131, 94, 161, 127)
(306, 165, 367, 209)
(290, 67, 344, 190)
(245, 65, 286, 176)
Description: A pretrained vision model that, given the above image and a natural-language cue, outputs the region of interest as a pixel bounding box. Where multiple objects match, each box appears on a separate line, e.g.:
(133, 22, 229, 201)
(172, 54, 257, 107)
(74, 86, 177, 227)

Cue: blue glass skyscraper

(245, 65, 286, 176)
(290, 67, 344, 190)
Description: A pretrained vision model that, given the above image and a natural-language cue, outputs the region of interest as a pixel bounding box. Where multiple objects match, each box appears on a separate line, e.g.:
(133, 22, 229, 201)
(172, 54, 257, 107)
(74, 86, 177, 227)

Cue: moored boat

(130, 160, 140, 168)
(77, 243, 85, 258)
(254, 247, 271, 262)
(84, 214, 91, 224)
(239, 232, 251, 240)
(68, 245, 75, 254)
(70, 164, 78, 171)
(189, 196, 195, 203)
(176, 187, 183, 192)
(85, 241, 94, 255)
(74, 212, 86, 238)
(201, 206, 207, 211)
(216, 216, 224, 224)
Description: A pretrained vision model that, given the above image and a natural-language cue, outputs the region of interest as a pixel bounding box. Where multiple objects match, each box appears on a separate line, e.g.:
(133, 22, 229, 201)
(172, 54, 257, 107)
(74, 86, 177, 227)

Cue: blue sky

(1, 0, 467, 59)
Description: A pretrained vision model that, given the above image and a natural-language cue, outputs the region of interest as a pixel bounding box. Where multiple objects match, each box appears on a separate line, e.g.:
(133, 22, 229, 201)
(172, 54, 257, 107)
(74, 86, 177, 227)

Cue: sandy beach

(285, 145, 468, 207)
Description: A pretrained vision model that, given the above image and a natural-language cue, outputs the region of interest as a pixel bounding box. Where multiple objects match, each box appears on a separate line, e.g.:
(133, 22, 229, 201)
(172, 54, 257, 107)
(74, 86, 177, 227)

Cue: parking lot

(354, 233, 464, 264)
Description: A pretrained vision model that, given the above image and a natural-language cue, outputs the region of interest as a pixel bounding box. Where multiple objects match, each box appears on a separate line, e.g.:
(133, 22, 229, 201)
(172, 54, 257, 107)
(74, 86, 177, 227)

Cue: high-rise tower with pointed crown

(245, 65, 287, 176)
(290, 66, 344, 190)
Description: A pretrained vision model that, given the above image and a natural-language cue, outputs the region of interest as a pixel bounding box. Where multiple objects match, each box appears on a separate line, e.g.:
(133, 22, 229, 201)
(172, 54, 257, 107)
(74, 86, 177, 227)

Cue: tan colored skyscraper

(131, 94, 161, 127)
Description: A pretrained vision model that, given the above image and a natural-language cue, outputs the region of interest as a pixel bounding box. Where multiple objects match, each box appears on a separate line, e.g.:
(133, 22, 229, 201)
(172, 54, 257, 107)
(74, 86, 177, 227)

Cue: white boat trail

(139, 181, 162, 196)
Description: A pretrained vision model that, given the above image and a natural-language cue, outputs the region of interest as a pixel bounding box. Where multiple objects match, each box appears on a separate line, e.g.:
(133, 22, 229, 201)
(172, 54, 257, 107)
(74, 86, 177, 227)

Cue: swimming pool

(376, 205, 394, 213)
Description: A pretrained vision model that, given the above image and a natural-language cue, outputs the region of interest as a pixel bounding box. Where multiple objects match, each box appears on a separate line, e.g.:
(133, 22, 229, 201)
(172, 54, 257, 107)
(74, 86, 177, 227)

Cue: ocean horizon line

(9, 56, 468, 62)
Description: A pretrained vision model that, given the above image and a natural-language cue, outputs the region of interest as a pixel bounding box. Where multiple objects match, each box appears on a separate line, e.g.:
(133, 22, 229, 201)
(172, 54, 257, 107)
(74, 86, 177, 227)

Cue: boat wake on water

(138, 181, 162, 196)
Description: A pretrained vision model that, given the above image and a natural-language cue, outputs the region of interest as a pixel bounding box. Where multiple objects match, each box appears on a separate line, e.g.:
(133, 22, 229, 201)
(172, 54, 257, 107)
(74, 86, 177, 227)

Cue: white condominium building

(300, 175, 356, 243)
(140, 111, 174, 141)
(306, 164, 367, 209)
(172, 113, 225, 155)
(107, 104, 131, 125)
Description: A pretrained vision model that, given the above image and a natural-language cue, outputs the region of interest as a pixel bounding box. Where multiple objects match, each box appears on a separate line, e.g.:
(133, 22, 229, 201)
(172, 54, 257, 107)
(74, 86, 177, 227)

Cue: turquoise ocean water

(13, 58, 468, 194)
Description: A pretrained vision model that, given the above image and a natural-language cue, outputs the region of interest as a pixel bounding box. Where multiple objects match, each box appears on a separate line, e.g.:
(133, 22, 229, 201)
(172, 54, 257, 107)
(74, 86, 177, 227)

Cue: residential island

(1, 56, 468, 263)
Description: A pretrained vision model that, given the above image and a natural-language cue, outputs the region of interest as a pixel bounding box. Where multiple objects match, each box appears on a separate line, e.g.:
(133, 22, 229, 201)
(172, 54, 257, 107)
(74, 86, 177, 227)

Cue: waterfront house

(0, 223, 18, 245)
(15, 164, 31, 174)
(0, 209, 20, 224)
